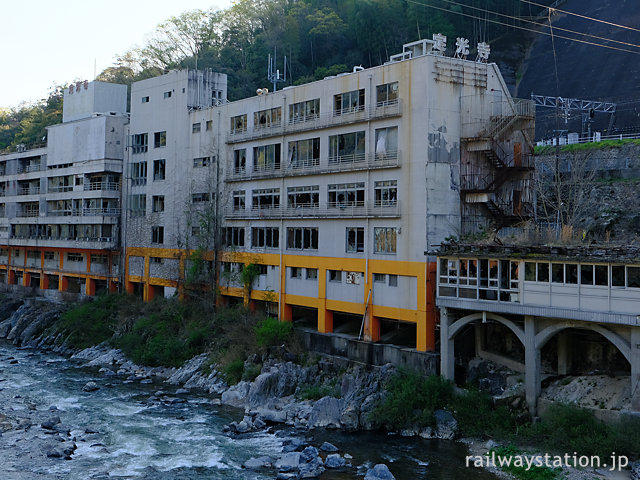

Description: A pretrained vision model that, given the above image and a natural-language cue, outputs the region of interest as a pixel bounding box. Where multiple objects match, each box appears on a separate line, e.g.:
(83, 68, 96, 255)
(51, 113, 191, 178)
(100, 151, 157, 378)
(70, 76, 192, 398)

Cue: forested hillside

(1, 0, 552, 151)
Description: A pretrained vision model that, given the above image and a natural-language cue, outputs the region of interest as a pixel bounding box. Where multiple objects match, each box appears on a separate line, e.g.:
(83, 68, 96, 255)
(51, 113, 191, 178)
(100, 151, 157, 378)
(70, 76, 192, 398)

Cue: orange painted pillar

(281, 302, 293, 322)
(23, 272, 30, 287)
(41, 274, 49, 290)
(318, 308, 333, 333)
(8, 270, 16, 285)
(424, 261, 438, 352)
(109, 280, 118, 293)
(145, 283, 155, 302)
(365, 315, 381, 342)
(248, 299, 257, 313)
(85, 278, 96, 296)
(59, 275, 68, 292)
(125, 281, 134, 294)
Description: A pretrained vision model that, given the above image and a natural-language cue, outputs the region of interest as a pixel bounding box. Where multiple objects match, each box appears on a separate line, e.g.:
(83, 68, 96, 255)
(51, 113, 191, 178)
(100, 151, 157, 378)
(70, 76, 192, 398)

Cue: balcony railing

(10, 234, 115, 243)
(48, 185, 73, 193)
(48, 208, 121, 217)
(18, 186, 40, 195)
(225, 201, 400, 219)
(17, 210, 39, 217)
(226, 100, 402, 143)
(84, 182, 120, 191)
(226, 151, 400, 182)
(17, 164, 42, 174)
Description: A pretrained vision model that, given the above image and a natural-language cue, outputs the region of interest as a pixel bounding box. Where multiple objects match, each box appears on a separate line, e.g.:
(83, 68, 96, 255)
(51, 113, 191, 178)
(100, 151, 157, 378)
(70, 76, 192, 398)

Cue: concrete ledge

(299, 328, 438, 374)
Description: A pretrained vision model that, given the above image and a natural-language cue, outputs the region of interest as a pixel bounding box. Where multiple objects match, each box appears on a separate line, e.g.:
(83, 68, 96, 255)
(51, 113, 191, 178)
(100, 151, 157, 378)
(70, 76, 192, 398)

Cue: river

(0, 340, 500, 479)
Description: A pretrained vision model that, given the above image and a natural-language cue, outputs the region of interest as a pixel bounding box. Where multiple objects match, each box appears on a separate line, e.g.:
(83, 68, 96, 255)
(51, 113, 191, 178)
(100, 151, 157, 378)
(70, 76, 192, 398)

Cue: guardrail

(84, 182, 120, 191)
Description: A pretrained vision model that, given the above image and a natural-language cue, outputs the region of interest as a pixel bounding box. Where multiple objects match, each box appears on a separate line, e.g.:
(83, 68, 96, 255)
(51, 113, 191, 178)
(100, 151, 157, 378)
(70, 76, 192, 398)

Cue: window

(91, 254, 108, 264)
(234, 149, 246, 174)
(253, 144, 281, 172)
(153, 159, 166, 180)
(152, 226, 164, 244)
(290, 267, 302, 279)
(329, 270, 342, 282)
(192, 193, 210, 203)
(67, 253, 84, 262)
(192, 123, 201, 133)
(222, 227, 245, 247)
(206, 120, 213, 131)
(335, 89, 365, 114)
(329, 131, 365, 163)
(612, 265, 625, 287)
(627, 266, 640, 288)
(287, 227, 318, 250)
(306, 268, 318, 280)
(151, 257, 163, 264)
(252, 188, 280, 210)
(287, 185, 319, 208)
(128, 194, 146, 217)
(233, 190, 245, 210)
(376, 82, 399, 106)
(289, 99, 319, 123)
(374, 227, 397, 254)
(152, 195, 164, 213)
(142, 96, 149, 103)
(154, 131, 166, 148)
(132, 133, 148, 154)
(328, 183, 365, 207)
(193, 157, 210, 168)
(163, 91, 172, 99)
(375, 127, 398, 158)
(27, 250, 41, 260)
(373, 273, 386, 283)
(388, 274, 398, 287)
(230, 114, 247, 133)
(252, 227, 279, 248)
(257, 265, 268, 275)
(374, 180, 397, 206)
(552, 263, 578, 284)
(288, 138, 320, 169)
(44, 251, 55, 261)
(346, 227, 364, 253)
(580, 264, 608, 286)
(254, 107, 281, 129)
(192, 226, 201, 236)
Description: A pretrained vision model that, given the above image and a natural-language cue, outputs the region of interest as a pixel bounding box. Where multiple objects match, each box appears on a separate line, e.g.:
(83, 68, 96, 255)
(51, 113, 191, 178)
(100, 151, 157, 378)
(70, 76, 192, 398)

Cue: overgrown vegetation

(491, 445, 559, 480)
(374, 369, 640, 461)
(50, 294, 300, 372)
(534, 138, 640, 155)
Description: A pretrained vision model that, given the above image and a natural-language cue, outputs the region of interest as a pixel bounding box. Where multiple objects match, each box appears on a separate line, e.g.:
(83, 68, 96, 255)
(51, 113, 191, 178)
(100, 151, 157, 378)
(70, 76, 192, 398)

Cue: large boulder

(324, 454, 346, 468)
(275, 452, 302, 472)
(434, 409, 458, 440)
(307, 396, 342, 429)
(220, 381, 251, 408)
(243, 456, 272, 469)
(365, 464, 396, 480)
(246, 363, 309, 407)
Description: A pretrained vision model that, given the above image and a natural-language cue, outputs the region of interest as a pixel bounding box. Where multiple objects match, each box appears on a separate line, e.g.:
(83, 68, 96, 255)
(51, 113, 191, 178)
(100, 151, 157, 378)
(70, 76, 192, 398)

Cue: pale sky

(0, 0, 234, 109)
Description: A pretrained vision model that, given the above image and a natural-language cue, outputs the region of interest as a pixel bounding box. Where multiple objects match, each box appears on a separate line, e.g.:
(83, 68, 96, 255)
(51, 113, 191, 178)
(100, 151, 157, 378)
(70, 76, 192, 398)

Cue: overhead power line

(404, 0, 640, 56)
(519, 0, 640, 34)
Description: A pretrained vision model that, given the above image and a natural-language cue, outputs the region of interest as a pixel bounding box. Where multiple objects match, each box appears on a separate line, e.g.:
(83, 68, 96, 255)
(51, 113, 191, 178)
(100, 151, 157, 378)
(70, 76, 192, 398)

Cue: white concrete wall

(63, 81, 128, 123)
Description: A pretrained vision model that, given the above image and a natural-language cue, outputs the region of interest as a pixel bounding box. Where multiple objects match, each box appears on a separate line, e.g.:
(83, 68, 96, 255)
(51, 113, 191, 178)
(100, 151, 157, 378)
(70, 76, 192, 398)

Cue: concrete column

(631, 327, 640, 411)
(125, 281, 134, 295)
(365, 315, 381, 342)
(23, 273, 31, 287)
(416, 311, 429, 352)
(440, 307, 455, 380)
(85, 278, 96, 296)
(8, 270, 16, 285)
(318, 308, 333, 333)
(280, 302, 292, 322)
(557, 331, 571, 376)
(109, 280, 118, 293)
(474, 323, 485, 356)
(524, 315, 541, 416)
(41, 274, 49, 290)
(59, 275, 68, 292)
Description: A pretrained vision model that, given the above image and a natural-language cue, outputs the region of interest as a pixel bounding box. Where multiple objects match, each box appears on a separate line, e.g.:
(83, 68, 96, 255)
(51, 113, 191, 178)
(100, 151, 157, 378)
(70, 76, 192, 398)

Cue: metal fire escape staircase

(461, 99, 535, 228)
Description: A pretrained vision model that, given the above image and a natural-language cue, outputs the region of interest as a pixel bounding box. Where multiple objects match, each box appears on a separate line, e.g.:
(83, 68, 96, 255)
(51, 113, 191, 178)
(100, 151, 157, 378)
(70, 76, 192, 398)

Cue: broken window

(251, 227, 279, 248)
(193, 157, 210, 168)
(128, 194, 146, 217)
(334, 89, 365, 115)
(151, 226, 164, 244)
(233, 190, 245, 210)
(153, 159, 166, 181)
(154, 131, 166, 148)
(192, 123, 201, 133)
(234, 149, 246, 173)
(329, 270, 342, 282)
(290, 267, 302, 279)
(288, 138, 320, 169)
(253, 144, 281, 172)
(374, 180, 397, 207)
(254, 107, 281, 129)
(191, 193, 210, 203)
(287, 185, 319, 208)
(289, 99, 319, 123)
(328, 131, 365, 163)
(252, 188, 280, 210)
(306, 268, 318, 280)
(222, 227, 245, 247)
(373, 227, 397, 254)
(375, 127, 398, 159)
(376, 82, 399, 106)
(230, 114, 247, 133)
(286, 227, 318, 250)
(152, 195, 164, 213)
(328, 183, 365, 208)
(346, 227, 364, 253)
(388, 275, 398, 287)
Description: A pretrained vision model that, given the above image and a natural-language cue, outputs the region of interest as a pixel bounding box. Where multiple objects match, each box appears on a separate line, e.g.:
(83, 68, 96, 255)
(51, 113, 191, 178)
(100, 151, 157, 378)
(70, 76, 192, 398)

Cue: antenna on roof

(268, 47, 286, 92)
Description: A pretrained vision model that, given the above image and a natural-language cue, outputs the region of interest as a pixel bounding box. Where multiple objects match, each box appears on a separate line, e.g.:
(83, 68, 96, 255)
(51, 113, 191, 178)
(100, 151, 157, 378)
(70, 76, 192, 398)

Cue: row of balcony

(226, 151, 401, 182)
(48, 208, 122, 217)
(0, 183, 120, 197)
(224, 201, 400, 220)
(226, 101, 402, 144)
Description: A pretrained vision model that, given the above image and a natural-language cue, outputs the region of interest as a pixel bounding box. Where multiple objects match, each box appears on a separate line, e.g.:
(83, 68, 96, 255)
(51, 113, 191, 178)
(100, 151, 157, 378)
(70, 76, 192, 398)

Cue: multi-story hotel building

(0, 81, 127, 295)
(122, 38, 534, 353)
